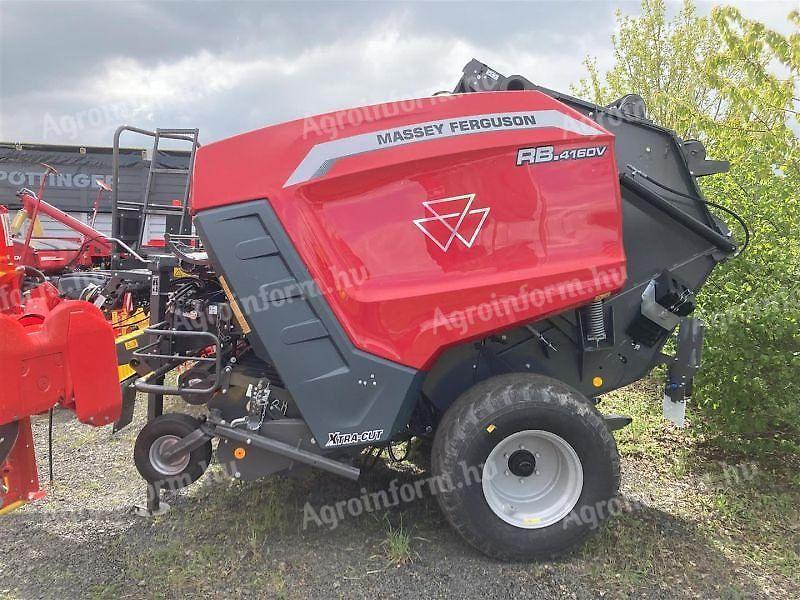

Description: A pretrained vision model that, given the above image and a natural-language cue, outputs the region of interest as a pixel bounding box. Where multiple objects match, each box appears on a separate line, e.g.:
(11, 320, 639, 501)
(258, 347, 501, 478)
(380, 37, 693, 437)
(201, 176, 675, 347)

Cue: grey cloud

(0, 0, 795, 146)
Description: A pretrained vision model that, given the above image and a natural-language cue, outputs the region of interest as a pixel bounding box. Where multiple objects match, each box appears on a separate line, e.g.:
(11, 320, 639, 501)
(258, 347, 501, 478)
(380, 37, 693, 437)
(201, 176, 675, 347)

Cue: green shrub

(575, 0, 800, 435)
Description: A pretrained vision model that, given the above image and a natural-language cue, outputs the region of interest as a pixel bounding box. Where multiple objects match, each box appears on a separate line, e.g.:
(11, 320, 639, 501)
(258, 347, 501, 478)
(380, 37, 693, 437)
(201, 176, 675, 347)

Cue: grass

(576, 378, 800, 596)
(380, 516, 413, 567)
(86, 587, 126, 600)
(114, 472, 307, 598)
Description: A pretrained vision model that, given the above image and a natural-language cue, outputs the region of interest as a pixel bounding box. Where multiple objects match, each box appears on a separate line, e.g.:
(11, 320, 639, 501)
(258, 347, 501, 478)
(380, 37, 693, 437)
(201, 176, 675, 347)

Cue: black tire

(134, 413, 212, 488)
(432, 373, 620, 561)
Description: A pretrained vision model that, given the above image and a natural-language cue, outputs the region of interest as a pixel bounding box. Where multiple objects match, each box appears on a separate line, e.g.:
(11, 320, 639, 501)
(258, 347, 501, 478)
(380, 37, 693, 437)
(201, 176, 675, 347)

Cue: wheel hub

(482, 429, 583, 529)
(149, 435, 191, 476)
(507, 449, 536, 477)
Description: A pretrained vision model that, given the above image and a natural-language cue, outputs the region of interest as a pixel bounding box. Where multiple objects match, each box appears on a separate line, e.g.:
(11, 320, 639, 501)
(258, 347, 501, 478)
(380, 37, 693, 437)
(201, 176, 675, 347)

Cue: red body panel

(18, 190, 111, 253)
(0, 299, 122, 427)
(192, 91, 626, 368)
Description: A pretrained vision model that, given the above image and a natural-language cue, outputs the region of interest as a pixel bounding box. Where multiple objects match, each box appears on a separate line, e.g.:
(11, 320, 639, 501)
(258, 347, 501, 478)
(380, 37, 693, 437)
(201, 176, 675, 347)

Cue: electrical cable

(387, 441, 410, 463)
(113, 316, 149, 330)
(48, 408, 54, 484)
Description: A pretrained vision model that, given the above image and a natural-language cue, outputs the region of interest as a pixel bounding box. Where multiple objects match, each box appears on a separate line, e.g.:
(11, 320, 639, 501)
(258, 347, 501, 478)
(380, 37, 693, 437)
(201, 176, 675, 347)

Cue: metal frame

(620, 174, 736, 253)
(137, 254, 174, 514)
(111, 126, 200, 268)
(133, 323, 222, 396)
(157, 415, 361, 481)
(165, 233, 210, 266)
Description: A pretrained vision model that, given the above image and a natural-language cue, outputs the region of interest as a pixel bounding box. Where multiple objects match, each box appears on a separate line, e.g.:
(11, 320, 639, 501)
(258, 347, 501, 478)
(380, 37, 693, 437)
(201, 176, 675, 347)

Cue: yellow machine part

(10, 210, 43, 237)
(110, 308, 148, 334)
(0, 500, 27, 516)
(115, 328, 146, 382)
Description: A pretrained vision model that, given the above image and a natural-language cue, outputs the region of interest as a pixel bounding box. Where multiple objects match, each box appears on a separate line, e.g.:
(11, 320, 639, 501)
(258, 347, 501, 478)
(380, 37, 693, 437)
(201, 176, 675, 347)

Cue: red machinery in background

(10, 164, 112, 274)
(0, 205, 122, 514)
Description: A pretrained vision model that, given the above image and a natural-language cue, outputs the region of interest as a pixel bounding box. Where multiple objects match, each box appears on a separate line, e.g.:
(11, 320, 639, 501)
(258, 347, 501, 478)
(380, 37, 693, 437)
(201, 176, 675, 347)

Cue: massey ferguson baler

(8, 59, 741, 560)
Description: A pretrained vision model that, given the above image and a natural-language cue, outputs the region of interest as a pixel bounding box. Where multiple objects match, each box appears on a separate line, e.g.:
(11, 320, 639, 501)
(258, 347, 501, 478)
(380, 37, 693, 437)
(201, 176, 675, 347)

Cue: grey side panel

(194, 200, 422, 447)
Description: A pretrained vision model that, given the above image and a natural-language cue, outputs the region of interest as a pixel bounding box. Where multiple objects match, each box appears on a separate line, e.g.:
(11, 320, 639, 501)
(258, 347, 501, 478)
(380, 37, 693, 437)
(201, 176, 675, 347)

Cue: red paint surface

(0, 206, 121, 511)
(0, 300, 122, 427)
(1, 418, 44, 512)
(192, 91, 626, 368)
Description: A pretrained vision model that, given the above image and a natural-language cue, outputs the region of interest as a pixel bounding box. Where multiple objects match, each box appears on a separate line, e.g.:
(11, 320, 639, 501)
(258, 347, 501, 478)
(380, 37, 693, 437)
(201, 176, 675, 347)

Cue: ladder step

(138, 209, 185, 217)
(147, 204, 185, 211)
(151, 167, 190, 175)
(117, 201, 184, 211)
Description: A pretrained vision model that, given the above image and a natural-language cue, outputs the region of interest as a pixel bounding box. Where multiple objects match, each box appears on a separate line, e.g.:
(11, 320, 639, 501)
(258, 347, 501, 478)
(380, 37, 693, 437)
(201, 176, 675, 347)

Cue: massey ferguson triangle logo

(413, 193, 490, 252)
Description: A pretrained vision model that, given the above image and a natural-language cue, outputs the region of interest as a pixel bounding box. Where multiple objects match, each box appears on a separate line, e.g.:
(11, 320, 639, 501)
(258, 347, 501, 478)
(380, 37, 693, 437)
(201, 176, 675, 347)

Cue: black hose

(62, 234, 105, 270)
(22, 265, 47, 282)
(626, 165, 750, 257)
(167, 278, 204, 307)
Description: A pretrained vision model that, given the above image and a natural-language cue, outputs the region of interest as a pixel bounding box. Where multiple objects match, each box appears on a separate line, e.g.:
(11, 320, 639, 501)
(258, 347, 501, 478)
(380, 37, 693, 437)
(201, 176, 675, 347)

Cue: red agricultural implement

(10, 164, 113, 274)
(0, 60, 747, 560)
(0, 205, 121, 514)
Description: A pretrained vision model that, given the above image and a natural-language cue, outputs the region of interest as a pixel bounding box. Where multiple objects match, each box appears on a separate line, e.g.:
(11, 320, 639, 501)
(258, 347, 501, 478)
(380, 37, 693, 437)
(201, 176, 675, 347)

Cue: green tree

(575, 0, 800, 439)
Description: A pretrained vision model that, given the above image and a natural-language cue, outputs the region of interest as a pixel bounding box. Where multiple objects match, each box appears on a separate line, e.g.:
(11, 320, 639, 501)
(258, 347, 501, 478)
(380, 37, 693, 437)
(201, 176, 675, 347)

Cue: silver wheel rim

(149, 435, 190, 476)
(482, 429, 583, 529)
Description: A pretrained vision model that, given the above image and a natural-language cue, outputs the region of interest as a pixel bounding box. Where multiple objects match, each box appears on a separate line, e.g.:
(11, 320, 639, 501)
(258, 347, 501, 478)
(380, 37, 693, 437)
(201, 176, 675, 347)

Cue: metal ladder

(111, 126, 200, 267)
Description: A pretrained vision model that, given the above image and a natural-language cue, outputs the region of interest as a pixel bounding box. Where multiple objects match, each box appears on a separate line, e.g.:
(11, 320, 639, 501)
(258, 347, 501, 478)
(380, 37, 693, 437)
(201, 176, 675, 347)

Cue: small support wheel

(134, 413, 212, 488)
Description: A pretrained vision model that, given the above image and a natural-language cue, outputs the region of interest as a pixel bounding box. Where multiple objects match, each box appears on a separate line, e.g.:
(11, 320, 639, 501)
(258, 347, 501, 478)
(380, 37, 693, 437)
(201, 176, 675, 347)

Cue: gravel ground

(2, 383, 798, 599)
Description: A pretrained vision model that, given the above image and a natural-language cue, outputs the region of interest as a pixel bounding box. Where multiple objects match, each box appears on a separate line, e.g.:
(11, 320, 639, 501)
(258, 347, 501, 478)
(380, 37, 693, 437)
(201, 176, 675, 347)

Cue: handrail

(132, 325, 222, 396)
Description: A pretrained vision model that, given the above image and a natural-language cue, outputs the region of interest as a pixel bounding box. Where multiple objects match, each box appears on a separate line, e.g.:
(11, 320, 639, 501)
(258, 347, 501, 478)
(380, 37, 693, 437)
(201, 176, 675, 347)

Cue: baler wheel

(134, 414, 212, 488)
(431, 373, 620, 561)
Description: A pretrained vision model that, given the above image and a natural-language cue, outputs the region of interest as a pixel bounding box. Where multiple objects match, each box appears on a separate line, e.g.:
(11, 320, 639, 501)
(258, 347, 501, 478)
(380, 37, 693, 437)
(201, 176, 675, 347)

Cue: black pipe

(215, 424, 362, 480)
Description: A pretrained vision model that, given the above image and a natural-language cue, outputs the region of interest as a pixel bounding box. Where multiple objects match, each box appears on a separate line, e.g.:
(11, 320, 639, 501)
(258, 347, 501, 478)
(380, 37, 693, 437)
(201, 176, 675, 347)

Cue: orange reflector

(234, 447, 246, 460)
(592, 376, 603, 388)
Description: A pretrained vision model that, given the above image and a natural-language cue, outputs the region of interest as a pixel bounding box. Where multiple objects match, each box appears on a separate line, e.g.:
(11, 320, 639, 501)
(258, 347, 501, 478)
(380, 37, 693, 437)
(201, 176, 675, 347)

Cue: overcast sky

(0, 0, 796, 147)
